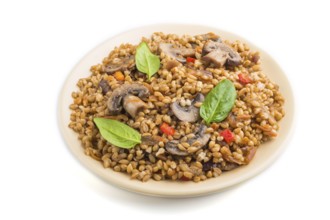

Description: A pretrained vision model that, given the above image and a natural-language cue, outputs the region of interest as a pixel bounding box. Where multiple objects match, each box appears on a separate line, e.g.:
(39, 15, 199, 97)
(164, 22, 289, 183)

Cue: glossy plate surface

(58, 24, 295, 197)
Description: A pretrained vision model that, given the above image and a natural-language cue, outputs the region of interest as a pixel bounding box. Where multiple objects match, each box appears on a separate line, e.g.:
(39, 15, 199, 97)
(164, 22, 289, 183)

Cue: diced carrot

(114, 71, 125, 81)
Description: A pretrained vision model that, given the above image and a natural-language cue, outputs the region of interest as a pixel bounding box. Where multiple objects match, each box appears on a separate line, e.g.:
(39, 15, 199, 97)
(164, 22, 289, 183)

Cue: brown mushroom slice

(187, 124, 211, 147)
(165, 124, 210, 156)
(202, 40, 222, 55)
(107, 83, 150, 115)
(170, 93, 205, 122)
(165, 140, 189, 156)
(202, 41, 241, 67)
(202, 49, 229, 68)
(98, 79, 111, 95)
(104, 55, 135, 74)
(218, 43, 241, 66)
(123, 95, 147, 118)
(159, 43, 195, 63)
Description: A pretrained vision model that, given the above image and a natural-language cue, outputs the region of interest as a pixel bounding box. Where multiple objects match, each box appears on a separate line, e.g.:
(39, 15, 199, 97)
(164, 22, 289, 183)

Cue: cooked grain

(69, 32, 285, 182)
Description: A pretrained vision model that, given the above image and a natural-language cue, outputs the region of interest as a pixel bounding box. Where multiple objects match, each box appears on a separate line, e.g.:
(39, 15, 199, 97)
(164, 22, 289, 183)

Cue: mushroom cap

(98, 79, 111, 95)
(218, 43, 241, 66)
(165, 140, 189, 156)
(187, 124, 211, 147)
(202, 50, 229, 68)
(202, 40, 222, 56)
(165, 124, 211, 156)
(107, 83, 150, 115)
(104, 55, 135, 74)
(170, 93, 205, 123)
(202, 41, 241, 67)
(159, 43, 195, 63)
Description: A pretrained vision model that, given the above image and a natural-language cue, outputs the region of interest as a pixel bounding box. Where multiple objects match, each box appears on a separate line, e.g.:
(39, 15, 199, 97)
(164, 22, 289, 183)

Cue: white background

(0, 0, 329, 219)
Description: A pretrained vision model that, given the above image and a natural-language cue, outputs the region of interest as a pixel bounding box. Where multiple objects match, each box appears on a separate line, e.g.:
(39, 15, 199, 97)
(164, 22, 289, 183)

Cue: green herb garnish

(200, 79, 237, 125)
(93, 118, 141, 149)
(135, 42, 160, 79)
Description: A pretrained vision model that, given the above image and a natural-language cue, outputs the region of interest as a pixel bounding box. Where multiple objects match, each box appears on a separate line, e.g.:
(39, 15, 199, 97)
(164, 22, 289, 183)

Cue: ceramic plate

(58, 24, 295, 197)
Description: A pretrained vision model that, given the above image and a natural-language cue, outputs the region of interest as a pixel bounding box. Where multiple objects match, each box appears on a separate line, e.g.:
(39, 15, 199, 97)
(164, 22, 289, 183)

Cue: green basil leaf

(200, 79, 237, 125)
(135, 42, 160, 79)
(93, 118, 141, 149)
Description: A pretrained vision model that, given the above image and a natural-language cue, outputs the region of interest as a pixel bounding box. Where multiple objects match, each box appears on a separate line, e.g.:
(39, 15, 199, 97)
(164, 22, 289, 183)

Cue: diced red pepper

(220, 129, 235, 144)
(160, 122, 175, 136)
(186, 57, 196, 63)
(238, 73, 252, 85)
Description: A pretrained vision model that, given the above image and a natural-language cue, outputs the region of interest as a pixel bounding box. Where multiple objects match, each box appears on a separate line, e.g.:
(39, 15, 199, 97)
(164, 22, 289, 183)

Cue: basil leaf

(93, 118, 141, 149)
(135, 42, 160, 79)
(200, 79, 237, 125)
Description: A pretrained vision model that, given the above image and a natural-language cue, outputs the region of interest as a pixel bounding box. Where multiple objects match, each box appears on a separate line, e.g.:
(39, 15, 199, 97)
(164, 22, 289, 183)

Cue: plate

(58, 24, 295, 197)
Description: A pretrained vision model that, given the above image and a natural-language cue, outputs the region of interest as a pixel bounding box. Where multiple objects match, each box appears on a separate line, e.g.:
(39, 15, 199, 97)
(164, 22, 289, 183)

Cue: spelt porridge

(68, 32, 285, 182)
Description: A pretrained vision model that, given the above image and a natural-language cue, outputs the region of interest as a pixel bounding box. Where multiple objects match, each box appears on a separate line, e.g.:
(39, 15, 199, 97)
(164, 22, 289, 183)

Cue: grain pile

(69, 32, 285, 182)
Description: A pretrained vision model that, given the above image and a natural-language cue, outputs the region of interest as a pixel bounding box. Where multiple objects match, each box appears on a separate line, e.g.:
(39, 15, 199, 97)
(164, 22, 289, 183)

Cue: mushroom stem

(107, 83, 150, 116)
(123, 95, 147, 118)
(170, 93, 204, 122)
(159, 43, 195, 63)
(104, 55, 135, 74)
(165, 124, 211, 156)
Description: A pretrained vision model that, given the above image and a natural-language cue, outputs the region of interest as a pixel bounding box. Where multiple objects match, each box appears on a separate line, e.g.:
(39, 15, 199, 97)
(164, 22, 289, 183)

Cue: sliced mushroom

(104, 55, 135, 74)
(159, 43, 195, 63)
(165, 140, 189, 156)
(107, 83, 150, 117)
(202, 49, 229, 67)
(187, 124, 211, 147)
(165, 124, 211, 156)
(202, 40, 221, 55)
(98, 79, 111, 95)
(201, 40, 241, 67)
(170, 93, 204, 122)
(202, 161, 218, 172)
(123, 95, 147, 118)
(218, 43, 241, 66)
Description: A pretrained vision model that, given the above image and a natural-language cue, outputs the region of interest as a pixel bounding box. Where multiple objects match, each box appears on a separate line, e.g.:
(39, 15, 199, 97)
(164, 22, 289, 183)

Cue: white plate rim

(58, 23, 296, 198)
